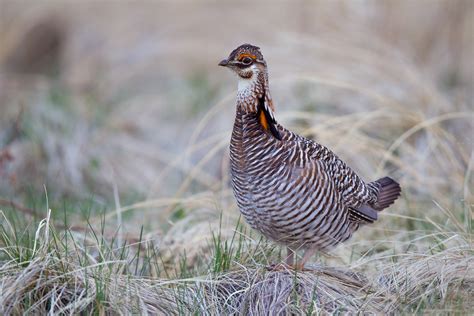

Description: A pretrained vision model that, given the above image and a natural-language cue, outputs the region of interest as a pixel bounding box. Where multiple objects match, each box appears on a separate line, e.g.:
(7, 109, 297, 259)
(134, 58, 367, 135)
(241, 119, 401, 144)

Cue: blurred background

(0, 0, 472, 249)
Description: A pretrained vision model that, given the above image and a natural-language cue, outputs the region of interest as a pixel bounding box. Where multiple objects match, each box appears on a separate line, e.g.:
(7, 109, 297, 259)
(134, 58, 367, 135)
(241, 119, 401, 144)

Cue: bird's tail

(371, 177, 401, 211)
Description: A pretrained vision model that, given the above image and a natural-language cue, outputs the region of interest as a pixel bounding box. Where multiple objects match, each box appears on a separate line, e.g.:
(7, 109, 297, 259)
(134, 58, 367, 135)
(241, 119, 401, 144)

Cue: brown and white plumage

(220, 44, 401, 268)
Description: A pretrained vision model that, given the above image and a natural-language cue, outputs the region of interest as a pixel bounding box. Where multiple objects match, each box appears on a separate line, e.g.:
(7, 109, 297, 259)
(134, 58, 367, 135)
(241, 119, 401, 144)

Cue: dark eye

(241, 57, 253, 65)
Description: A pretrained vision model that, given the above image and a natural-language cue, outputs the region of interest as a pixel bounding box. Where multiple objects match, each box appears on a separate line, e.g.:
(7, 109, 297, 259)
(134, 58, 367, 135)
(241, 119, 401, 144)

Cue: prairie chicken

(219, 44, 401, 269)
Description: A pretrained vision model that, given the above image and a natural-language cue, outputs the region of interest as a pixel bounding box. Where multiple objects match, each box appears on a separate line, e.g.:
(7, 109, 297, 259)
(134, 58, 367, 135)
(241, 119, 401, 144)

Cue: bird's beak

(218, 59, 229, 67)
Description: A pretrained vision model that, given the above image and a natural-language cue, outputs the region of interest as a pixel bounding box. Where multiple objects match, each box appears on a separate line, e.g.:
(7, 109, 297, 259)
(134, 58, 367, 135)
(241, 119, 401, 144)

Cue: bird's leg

(286, 247, 295, 266)
(266, 247, 295, 271)
(267, 248, 316, 271)
(295, 248, 317, 270)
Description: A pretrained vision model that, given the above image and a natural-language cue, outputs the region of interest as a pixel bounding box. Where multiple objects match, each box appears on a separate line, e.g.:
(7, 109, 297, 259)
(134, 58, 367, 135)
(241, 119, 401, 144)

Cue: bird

(219, 44, 401, 270)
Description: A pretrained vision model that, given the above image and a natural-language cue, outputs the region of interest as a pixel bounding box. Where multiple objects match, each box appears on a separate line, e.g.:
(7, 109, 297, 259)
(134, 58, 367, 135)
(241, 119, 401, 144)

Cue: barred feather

(226, 44, 401, 252)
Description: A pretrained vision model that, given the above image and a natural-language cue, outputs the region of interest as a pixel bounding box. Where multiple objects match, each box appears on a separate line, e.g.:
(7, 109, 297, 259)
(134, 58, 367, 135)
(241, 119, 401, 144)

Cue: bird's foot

(266, 263, 308, 271)
(266, 263, 291, 271)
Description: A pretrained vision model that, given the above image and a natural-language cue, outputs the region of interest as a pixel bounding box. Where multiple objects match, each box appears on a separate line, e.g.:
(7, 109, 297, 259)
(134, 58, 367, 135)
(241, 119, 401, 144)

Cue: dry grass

(0, 209, 472, 314)
(0, 0, 473, 314)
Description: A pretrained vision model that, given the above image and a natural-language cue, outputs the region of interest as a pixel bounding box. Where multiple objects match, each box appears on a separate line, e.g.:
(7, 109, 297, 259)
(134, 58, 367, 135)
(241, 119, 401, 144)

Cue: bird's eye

(241, 57, 253, 65)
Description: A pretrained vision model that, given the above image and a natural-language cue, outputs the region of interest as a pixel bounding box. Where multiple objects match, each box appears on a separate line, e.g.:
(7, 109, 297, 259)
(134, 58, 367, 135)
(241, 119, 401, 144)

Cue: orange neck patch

(259, 111, 269, 130)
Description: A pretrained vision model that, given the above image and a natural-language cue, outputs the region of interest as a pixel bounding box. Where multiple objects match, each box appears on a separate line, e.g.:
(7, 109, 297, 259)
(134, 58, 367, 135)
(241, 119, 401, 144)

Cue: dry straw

(0, 1, 472, 314)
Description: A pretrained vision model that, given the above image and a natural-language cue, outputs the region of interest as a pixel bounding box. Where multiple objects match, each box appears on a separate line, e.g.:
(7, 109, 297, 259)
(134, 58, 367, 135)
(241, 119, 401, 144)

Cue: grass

(0, 0, 473, 314)
(0, 201, 472, 314)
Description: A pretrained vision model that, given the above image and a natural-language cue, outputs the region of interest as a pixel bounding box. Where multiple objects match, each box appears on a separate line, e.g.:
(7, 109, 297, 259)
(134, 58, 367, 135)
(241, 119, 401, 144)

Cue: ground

(0, 1, 472, 314)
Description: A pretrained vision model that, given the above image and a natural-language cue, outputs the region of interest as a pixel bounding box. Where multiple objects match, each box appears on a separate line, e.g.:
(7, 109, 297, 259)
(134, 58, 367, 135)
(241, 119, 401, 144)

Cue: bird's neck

(236, 70, 275, 115)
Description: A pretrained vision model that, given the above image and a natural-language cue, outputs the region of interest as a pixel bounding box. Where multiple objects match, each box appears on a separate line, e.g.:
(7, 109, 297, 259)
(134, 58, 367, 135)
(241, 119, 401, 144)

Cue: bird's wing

(277, 125, 379, 222)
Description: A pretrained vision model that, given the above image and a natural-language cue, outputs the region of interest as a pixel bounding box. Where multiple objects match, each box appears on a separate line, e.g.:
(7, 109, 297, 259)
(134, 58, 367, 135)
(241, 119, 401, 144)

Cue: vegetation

(0, 1, 472, 314)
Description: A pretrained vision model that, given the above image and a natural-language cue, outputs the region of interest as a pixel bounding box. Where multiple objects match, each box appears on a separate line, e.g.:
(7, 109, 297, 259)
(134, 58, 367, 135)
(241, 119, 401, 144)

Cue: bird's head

(219, 43, 274, 112)
(219, 44, 277, 118)
(218, 43, 266, 82)
(219, 44, 279, 137)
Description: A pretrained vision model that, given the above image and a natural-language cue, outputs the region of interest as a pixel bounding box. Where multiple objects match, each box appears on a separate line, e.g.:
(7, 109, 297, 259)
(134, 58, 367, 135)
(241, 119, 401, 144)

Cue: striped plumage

(220, 44, 401, 268)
